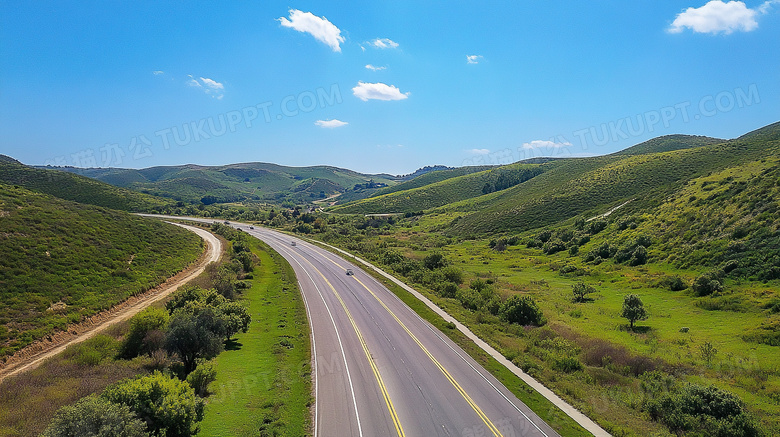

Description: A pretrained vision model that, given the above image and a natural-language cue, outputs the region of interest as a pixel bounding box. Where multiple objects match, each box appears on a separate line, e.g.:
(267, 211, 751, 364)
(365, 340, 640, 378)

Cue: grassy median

(197, 237, 312, 436)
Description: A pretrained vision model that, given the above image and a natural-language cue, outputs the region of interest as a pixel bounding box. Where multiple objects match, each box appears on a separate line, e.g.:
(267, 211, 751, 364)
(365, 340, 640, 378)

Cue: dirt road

(0, 222, 222, 383)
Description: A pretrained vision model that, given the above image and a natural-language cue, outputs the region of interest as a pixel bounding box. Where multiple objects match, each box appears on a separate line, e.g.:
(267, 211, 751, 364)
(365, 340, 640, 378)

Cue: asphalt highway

(143, 216, 561, 437)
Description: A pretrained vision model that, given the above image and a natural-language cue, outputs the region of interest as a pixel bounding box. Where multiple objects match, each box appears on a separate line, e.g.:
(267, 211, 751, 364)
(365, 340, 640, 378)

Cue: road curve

(146, 216, 562, 437)
(0, 221, 221, 383)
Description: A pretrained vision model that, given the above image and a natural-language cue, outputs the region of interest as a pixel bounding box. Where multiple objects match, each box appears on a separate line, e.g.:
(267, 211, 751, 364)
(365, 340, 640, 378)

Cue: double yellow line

(324, 257, 504, 436)
(297, 255, 406, 437)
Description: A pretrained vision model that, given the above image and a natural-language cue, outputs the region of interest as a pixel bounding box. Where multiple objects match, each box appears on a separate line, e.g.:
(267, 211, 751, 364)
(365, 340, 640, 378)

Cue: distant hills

(326, 122, 780, 243)
(44, 162, 401, 205)
(0, 157, 170, 212)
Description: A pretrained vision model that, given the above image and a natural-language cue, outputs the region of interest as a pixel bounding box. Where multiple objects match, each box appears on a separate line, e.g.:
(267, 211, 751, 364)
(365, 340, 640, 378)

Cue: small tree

(423, 253, 446, 270)
(102, 372, 204, 437)
(621, 294, 648, 330)
(700, 341, 718, 366)
(499, 295, 545, 326)
(572, 282, 596, 303)
(42, 396, 149, 437)
(219, 301, 251, 340)
(164, 309, 224, 374)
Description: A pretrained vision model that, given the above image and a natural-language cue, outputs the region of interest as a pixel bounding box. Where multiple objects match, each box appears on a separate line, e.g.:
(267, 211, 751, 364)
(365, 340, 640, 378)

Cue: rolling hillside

(445, 123, 779, 236)
(0, 183, 202, 357)
(0, 157, 170, 212)
(54, 162, 399, 204)
(330, 163, 546, 214)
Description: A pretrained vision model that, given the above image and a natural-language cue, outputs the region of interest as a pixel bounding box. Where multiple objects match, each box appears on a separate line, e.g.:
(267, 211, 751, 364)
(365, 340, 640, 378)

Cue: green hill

(613, 134, 722, 156)
(1, 159, 170, 212)
(0, 184, 203, 358)
(330, 163, 545, 214)
(55, 162, 399, 204)
(365, 165, 495, 198)
(447, 123, 780, 236)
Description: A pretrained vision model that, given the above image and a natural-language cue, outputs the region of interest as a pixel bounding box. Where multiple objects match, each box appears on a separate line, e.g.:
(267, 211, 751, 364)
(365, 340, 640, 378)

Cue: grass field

(197, 237, 312, 436)
(0, 323, 151, 437)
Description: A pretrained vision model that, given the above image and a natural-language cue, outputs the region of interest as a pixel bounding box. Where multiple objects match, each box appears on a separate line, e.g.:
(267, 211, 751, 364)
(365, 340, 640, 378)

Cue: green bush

(499, 295, 545, 326)
(572, 282, 596, 303)
(643, 383, 761, 437)
(187, 360, 217, 397)
(441, 266, 464, 284)
(120, 307, 169, 359)
(440, 282, 458, 298)
(692, 273, 724, 296)
(64, 334, 119, 366)
(553, 356, 583, 373)
(102, 372, 205, 437)
(42, 395, 149, 437)
(659, 275, 687, 291)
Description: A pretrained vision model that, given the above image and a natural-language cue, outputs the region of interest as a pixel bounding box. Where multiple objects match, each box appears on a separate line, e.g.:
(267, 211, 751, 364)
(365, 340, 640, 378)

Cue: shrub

(542, 239, 566, 255)
(102, 372, 205, 437)
(456, 287, 483, 311)
(659, 275, 687, 291)
(440, 282, 458, 298)
(187, 360, 217, 397)
(629, 245, 648, 266)
(643, 383, 760, 437)
(423, 253, 446, 270)
(572, 282, 596, 303)
(499, 295, 545, 326)
(587, 219, 608, 234)
(120, 307, 169, 359)
(441, 266, 463, 284)
(553, 356, 583, 373)
(42, 395, 149, 437)
(64, 334, 120, 366)
(692, 273, 723, 296)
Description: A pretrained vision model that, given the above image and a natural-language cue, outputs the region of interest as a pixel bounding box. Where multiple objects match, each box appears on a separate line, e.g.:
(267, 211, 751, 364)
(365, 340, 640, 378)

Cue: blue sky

(1, 1, 778, 174)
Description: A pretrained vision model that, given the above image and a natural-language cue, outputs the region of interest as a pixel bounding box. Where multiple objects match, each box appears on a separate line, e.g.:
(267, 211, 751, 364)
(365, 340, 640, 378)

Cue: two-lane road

(249, 226, 560, 437)
(144, 216, 560, 437)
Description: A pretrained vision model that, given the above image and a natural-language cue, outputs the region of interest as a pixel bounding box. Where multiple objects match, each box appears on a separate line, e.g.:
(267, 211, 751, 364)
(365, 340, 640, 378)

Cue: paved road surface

(246, 225, 560, 437)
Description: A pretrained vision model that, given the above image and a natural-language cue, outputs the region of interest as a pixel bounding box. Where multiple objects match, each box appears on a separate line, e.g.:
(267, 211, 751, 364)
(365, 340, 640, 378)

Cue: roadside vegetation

(0, 221, 310, 437)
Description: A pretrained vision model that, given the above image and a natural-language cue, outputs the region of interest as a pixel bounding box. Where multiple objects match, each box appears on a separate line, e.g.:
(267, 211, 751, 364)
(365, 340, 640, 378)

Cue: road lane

(248, 226, 559, 437)
(140, 216, 562, 437)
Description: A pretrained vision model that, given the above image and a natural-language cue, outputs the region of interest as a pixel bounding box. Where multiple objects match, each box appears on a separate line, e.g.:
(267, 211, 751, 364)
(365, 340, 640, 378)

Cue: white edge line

(258, 230, 364, 437)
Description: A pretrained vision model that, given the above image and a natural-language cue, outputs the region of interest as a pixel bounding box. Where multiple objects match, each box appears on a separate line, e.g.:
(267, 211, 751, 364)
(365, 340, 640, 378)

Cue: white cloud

(467, 148, 491, 155)
(315, 119, 348, 128)
(365, 64, 386, 71)
(668, 1, 777, 34)
(278, 9, 344, 52)
(352, 82, 409, 101)
(199, 77, 224, 91)
(187, 75, 225, 99)
(466, 55, 483, 64)
(368, 38, 399, 49)
(152, 70, 164, 75)
(521, 140, 572, 150)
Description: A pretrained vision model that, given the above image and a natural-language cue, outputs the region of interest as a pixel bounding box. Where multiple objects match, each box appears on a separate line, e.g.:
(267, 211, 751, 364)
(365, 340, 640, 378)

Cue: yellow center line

(323, 255, 504, 437)
(296, 255, 406, 437)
